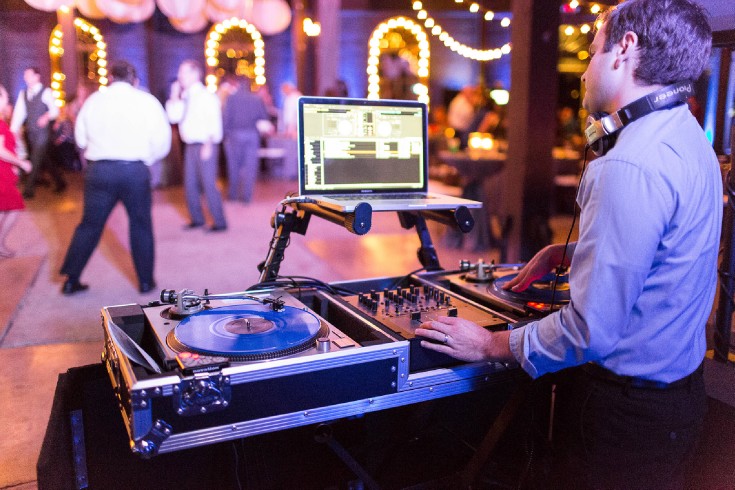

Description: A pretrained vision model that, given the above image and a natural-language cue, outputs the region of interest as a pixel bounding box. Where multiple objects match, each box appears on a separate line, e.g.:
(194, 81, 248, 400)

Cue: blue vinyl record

(173, 304, 322, 357)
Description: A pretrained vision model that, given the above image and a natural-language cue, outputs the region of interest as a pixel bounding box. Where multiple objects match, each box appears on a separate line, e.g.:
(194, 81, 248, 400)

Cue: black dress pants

(538, 363, 706, 490)
(24, 126, 65, 194)
(60, 160, 154, 286)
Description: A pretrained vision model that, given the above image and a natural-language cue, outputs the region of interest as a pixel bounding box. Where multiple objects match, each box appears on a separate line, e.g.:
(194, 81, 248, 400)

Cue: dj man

(417, 0, 721, 487)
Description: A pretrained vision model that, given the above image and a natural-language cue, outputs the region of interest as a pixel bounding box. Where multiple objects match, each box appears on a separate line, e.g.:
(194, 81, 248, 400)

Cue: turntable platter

(491, 272, 570, 305)
(169, 304, 327, 361)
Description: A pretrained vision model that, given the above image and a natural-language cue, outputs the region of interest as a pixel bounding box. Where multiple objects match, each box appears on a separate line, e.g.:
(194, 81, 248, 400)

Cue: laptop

(297, 97, 482, 213)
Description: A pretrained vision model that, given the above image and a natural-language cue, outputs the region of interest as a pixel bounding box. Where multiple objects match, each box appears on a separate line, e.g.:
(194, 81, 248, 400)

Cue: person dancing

(0, 84, 31, 258)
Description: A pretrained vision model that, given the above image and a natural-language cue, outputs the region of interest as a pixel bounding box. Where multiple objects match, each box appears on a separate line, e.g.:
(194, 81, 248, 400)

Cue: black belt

(89, 159, 143, 165)
(582, 362, 702, 390)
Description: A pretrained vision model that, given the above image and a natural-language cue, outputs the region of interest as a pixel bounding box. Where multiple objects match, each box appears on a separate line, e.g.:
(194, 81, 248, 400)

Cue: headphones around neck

(584, 81, 693, 156)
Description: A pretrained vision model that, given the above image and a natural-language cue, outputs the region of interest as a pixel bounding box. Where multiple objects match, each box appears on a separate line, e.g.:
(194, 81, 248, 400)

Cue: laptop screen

(298, 97, 428, 195)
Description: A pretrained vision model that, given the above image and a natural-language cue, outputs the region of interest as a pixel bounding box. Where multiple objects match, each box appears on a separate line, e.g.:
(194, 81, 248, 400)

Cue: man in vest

(10, 67, 66, 198)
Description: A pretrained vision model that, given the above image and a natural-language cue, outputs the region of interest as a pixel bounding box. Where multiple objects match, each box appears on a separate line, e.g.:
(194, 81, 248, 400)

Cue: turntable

(102, 288, 413, 456)
(101, 285, 515, 457)
(417, 259, 571, 316)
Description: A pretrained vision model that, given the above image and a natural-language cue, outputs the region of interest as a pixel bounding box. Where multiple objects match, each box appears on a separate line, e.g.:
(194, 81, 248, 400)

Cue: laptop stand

(257, 200, 475, 282)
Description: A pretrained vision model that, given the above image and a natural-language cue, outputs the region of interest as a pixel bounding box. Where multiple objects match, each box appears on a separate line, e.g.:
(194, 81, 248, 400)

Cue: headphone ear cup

(586, 112, 617, 156)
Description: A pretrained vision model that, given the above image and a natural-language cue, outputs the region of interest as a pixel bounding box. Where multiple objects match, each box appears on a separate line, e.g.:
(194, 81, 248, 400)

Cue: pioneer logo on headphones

(652, 83, 692, 105)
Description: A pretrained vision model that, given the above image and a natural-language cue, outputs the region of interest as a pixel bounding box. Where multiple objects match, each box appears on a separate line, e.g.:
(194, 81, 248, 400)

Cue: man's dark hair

(598, 0, 712, 85)
(108, 60, 137, 84)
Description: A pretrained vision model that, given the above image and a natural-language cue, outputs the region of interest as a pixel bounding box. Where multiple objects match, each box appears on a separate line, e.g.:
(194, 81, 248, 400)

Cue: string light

(366, 17, 430, 104)
(205, 18, 266, 91)
(303, 17, 321, 37)
(410, 2, 511, 61)
(49, 18, 107, 107)
(559, 1, 607, 49)
(561, 1, 606, 15)
(561, 23, 597, 38)
(411, 0, 507, 28)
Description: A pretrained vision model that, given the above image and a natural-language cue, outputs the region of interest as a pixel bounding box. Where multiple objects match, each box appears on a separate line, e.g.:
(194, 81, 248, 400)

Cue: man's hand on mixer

(416, 316, 513, 363)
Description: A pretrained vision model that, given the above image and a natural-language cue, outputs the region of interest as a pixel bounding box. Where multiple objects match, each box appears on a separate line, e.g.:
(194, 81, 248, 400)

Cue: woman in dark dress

(0, 84, 32, 258)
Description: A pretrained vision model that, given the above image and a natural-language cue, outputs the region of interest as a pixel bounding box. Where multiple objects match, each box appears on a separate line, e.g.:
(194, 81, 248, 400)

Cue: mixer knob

(410, 311, 421, 322)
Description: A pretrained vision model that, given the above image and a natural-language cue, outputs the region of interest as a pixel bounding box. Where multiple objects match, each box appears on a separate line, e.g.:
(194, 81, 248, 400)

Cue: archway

(49, 17, 107, 107)
(204, 18, 266, 92)
(367, 16, 430, 104)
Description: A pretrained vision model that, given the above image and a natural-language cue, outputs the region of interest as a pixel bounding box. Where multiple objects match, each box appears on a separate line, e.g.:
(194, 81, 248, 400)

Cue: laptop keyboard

(330, 193, 436, 201)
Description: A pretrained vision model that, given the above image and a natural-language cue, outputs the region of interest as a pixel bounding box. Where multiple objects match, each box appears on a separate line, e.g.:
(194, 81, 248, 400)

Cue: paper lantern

(249, 0, 291, 36)
(206, 0, 254, 23)
(76, 0, 106, 18)
(23, 0, 73, 11)
(205, 2, 235, 23)
(96, 0, 155, 23)
(209, 0, 245, 10)
(156, 0, 206, 20)
(169, 14, 209, 33)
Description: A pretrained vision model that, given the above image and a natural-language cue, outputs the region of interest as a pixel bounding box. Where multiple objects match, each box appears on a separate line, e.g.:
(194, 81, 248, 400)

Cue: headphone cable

(549, 145, 590, 311)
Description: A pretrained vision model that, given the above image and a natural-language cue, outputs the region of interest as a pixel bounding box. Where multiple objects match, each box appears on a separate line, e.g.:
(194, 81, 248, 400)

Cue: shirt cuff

(508, 326, 525, 364)
(508, 323, 540, 379)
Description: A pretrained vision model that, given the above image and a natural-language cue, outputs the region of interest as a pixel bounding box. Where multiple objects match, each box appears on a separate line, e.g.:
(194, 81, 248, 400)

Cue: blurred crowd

(0, 59, 351, 295)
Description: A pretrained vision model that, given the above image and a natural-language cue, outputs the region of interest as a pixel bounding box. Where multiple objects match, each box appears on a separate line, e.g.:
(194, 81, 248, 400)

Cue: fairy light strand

(411, 2, 511, 61)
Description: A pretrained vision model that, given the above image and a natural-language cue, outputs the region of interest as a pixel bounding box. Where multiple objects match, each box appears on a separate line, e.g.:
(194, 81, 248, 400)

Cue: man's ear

(614, 31, 639, 70)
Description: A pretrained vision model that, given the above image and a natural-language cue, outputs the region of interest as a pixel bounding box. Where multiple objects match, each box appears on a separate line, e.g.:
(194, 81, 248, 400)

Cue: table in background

(260, 134, 298, 180)
(437, 150, 506, 254)
(437, 148, 583, 256)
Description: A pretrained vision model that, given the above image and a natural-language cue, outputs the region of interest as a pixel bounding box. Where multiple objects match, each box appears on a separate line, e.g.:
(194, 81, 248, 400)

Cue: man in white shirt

(447, 85, 479, 148)
(279, 82, 301, 137)
(59, 60, 171, 295)
(10, 67, 66, 198)
(166, 60, 227, 231)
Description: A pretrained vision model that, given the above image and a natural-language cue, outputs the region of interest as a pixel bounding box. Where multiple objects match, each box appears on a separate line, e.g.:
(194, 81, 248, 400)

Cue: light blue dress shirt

(509, 105, 722, 383)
